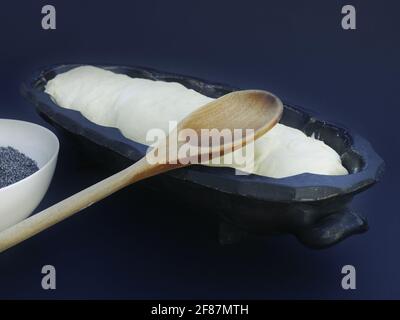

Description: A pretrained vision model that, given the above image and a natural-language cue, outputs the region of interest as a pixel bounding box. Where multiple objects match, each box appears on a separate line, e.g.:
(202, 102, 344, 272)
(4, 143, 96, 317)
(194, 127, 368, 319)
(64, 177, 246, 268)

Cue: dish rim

(20, 63, 385, 202)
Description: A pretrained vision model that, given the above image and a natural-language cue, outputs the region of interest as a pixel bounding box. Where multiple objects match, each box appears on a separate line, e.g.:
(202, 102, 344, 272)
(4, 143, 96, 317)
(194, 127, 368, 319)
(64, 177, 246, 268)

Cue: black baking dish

(20, 64, 385, 249)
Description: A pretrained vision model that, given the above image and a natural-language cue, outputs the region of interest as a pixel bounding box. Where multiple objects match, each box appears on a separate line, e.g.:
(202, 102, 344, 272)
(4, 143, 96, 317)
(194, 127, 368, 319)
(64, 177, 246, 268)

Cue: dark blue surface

(0, 0, 398, 299)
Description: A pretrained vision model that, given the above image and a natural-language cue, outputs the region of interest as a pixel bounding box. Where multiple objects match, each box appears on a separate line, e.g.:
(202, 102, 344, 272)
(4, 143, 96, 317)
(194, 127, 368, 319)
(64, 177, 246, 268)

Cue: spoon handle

(0, 157, 168, 253)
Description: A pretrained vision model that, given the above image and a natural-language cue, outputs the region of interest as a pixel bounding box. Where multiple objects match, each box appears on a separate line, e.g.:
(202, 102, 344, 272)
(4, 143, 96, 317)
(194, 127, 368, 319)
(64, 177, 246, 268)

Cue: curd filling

(45, 66, 348, 178)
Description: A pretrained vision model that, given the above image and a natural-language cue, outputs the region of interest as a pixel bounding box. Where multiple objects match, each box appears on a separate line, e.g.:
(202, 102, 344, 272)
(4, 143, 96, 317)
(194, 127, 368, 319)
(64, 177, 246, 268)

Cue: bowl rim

(20, 63, 385, 202)
(0, 119, 59, 192)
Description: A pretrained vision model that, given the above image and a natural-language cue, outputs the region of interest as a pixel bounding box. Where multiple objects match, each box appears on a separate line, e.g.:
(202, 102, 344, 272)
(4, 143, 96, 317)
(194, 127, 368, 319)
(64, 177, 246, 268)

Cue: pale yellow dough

(45, 66, 348, 178)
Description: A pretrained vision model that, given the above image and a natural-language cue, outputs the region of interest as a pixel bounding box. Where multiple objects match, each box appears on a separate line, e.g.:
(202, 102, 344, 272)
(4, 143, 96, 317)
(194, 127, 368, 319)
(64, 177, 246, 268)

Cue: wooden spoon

(0, 90, 283, 253)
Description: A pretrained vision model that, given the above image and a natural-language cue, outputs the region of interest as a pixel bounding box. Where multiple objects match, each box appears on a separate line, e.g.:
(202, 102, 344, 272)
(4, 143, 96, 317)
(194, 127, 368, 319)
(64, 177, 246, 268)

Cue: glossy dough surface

(45, 66, 348, 178)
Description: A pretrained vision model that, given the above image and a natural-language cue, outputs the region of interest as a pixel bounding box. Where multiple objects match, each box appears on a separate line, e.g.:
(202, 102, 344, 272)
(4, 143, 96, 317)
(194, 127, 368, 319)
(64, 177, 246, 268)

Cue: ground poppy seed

(0, 147, 39, 189)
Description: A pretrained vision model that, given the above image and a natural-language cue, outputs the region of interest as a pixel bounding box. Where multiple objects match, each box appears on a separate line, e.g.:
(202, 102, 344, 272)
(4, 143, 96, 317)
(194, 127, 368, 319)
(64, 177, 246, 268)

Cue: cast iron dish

(20, 64, 385, 249)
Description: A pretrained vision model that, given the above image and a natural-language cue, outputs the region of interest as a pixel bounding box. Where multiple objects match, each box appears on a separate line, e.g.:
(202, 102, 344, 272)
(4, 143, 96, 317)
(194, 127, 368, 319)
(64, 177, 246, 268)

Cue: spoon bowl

(176, 90, 283, 159)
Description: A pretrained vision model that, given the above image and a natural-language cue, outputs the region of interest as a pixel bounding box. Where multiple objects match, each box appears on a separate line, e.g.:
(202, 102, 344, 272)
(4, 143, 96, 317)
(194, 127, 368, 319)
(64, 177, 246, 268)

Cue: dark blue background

(0, 0, 398, 299)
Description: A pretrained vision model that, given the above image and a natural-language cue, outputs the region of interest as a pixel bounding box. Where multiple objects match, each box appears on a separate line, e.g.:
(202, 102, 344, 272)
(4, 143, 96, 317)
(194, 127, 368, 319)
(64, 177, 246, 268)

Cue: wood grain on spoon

(0, 90, 283, 253)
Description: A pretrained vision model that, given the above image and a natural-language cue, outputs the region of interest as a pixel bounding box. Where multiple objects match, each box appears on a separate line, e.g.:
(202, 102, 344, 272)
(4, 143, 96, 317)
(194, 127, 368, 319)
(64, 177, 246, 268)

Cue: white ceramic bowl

(0, 119, 59, 231)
